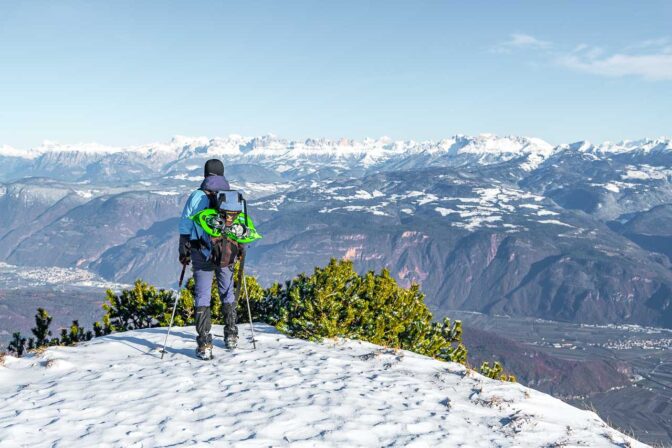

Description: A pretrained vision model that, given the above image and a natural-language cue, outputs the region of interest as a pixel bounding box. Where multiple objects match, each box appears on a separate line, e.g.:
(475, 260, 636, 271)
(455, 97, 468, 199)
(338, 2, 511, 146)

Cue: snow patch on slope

(0, 325, 644, 447)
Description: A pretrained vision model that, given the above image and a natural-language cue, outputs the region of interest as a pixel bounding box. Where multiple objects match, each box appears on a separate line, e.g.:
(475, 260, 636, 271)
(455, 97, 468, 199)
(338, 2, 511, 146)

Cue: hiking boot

(196, 343, 213, 360)
(224, 334, 238, 350)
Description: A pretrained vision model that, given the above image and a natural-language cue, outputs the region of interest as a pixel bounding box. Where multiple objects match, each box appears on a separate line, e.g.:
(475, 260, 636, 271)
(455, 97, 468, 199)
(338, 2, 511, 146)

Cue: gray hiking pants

(191, 249, 236, 307)
(191, 248, 239, 344)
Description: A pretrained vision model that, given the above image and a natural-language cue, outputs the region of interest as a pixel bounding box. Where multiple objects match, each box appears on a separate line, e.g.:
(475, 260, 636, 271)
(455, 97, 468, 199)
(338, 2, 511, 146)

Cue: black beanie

(204, 159, 224, 177)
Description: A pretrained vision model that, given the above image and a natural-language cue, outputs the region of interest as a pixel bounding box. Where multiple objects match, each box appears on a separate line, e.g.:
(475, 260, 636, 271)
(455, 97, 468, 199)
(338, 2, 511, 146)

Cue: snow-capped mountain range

(1, 133, 671, 330)
(0, 324, 646, 447)
(1, 134, 670, 182)
(3, 134, 670, 160)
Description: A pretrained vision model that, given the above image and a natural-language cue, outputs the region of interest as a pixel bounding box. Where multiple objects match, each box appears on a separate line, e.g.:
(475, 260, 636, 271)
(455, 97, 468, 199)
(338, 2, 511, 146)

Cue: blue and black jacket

(179, 175, 242, 266)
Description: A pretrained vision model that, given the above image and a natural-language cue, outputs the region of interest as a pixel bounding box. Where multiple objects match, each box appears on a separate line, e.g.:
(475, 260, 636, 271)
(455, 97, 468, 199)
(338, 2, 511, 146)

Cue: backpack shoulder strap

(198, 187, 218, 209)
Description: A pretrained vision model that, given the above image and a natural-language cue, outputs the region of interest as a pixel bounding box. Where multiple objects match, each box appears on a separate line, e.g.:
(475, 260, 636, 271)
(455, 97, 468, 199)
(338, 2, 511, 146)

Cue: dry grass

(0, 352, 5, 366)
(29, 345, 50, 356)
(582, 401, 599, 414)
(463, 361, 477, 378)
(474, 393, 515, 410)
(582, 401, 645, 447)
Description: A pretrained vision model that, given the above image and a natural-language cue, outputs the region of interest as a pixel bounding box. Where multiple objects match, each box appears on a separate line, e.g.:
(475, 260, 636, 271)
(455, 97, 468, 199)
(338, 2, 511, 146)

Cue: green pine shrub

(480, 361, 516, 382)
(233, 263, 266, 323)
(102, 280, 172, 331)
(31, 308, 52, 347)
(6, 258, 515, 381)
(159, 277, 196, 327)
(6, 309, 98, 356)
(59, 328, 69, 345)
(7, 332, 27, 357)
(263, 258, 468, 364)
(62, 320, 92, 345)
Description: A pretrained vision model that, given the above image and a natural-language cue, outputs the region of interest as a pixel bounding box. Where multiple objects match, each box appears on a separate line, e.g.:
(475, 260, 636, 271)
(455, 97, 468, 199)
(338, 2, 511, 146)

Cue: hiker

(178, 159, 245, 359)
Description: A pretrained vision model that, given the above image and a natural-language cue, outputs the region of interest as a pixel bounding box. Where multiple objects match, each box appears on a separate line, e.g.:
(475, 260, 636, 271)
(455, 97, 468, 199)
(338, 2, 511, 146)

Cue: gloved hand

(236, 242, 246, 262)
(179, 234, 191, 265)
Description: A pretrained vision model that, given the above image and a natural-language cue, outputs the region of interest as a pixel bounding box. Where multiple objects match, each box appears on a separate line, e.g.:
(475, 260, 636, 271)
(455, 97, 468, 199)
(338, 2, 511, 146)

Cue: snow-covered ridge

(3, 135, 670, 161)
(2, 135, 670, 184)
(0, 144, 43, 159)
(0, 134, 539, 162)
(0, 134, 557, 161)
(558, 137, 672, 155)
(0, 324, 645, 447)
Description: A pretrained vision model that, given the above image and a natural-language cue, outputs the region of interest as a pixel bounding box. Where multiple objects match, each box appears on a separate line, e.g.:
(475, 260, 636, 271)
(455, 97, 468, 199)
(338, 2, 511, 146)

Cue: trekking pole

(242, 275, 257, 349)
(236, 250, 257, 349)
(160, 262, 187, 359)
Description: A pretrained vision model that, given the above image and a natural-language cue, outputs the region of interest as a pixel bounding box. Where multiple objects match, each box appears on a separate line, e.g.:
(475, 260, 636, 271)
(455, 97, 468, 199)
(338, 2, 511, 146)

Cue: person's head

(204, 159, 224, 178)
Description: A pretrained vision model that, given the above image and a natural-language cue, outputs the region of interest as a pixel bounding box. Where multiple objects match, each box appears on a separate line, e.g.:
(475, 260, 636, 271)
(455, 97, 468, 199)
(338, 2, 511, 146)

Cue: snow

(0, 134, 558, 171)
(0, 324, 644, 447)
(455, 215, 503, 231)
(620, 165, 672, 181)
(590, 138, 672, 155)
(623, 170, 651, 180)
(73, 189, 94, 199)
(603, 183, 621, 193)
(35, 140, 126, 155)
(428, 187, 547, 230)
(254, 194, 286, 212)
(2, 136, 669, 178)
(538, 219, 575, 228)
(435, 207, 458, 216)
(353, 190, 382, 200)
(319, 205, 390, 217)
(415, 193, 438, 206)
(229, 182, 289, 199)
(0, 144, 42, 159)
(170, 173, 203, 182)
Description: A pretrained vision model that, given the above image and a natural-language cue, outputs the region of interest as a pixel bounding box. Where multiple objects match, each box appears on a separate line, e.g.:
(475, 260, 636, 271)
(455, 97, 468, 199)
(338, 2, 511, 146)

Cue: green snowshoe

(191, 209, 262, 243)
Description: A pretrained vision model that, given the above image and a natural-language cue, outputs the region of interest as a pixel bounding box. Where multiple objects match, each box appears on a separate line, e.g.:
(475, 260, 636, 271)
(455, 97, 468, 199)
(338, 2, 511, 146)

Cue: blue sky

(0, 0, 670, 148)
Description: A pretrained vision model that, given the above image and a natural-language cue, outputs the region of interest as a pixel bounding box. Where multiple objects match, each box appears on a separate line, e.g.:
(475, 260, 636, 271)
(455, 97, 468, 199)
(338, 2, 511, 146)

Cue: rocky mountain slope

(1, 135, 671, 328)
(462, 325, 632, 398)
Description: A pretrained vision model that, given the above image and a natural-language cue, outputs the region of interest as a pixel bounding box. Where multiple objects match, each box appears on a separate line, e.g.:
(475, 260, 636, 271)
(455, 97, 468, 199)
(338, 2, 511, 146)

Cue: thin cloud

(557, 43, 672, 81)
(491, 33, 551, 54)
(495, 34, 672, 81)
(625, 37, 671, 51)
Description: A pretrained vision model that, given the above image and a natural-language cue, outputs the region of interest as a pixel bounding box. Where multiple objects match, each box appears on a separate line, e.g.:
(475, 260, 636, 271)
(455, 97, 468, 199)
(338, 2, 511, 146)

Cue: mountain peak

(0, 324, 643, 447)
(0, 144, 38, 159)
